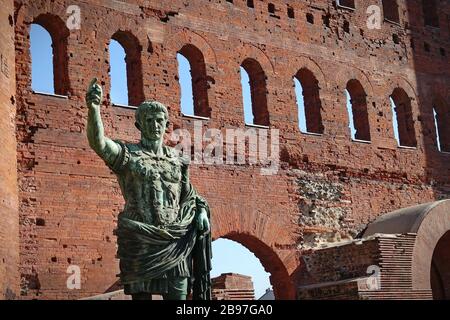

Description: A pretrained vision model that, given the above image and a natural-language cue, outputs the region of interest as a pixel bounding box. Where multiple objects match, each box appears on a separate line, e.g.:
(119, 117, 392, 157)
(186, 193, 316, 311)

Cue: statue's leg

(131, 292, 153, 300)
(163, 277, 188, 300)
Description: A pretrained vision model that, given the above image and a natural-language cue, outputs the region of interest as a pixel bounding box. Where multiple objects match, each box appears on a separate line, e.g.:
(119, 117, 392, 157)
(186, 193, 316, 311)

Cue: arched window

(30, 14, 70, 95)
(240, 59, 269, 126)
(382, 0, 400, 23)
(109, 31, 144, 107)
(177, 44, 210, 118)
(390, 88, 417, 147)
(294, 69, 324, 134)
(338, 0, 355, 9)
(433, 98, 450, 152)
(109, 40, 127, 106)
(345, 80, 371, 141)
(422, 0, 439, 27)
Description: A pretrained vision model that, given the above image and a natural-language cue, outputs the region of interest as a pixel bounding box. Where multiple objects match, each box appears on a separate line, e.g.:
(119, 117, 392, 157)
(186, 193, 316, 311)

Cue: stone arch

(164, 29, 217, 117)
(431, 230, 450, 299)
(102, 15, 148, 50)
(211, 202, 298, 300)
(336, 66, 374, 97)
(93, 11, 150, 107)
(386, 76, 419, 103)
(362, 200, 450, 298)
(216, 232, 295, 300)
(411, 201, 450, 292)
(234, 42, 275, 77)
(428, 80, 450, 105)
(286, 55, 327, 91)
(165, 29, 218, 68)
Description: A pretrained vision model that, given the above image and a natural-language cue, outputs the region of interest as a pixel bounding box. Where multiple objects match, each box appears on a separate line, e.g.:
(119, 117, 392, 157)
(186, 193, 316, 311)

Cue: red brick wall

(0, 0, 19, 300)
(298, 235, 434, 300)
(11, 0, 450, 299)
(212, 273, 255, 300)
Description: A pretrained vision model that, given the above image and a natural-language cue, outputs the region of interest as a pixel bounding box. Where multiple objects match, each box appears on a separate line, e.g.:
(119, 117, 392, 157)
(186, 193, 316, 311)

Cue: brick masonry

(297, 234, 434, 300)
(212, 273, 255, 300)
(0, 0, 19, 300)
(0, 0, 448, 299)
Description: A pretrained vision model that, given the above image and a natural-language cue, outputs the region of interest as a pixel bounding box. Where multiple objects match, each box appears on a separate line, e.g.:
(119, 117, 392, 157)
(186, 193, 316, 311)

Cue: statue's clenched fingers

(93, 84, 102, 93)
(88, 77, 98, 90)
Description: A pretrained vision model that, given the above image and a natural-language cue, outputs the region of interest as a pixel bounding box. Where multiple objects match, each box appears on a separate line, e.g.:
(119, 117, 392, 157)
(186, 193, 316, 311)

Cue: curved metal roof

(362, 200, 448, 238)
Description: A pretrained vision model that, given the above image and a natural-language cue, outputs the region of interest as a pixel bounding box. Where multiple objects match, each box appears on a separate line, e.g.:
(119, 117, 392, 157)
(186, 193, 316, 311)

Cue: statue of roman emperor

(85, 78, 211, 300)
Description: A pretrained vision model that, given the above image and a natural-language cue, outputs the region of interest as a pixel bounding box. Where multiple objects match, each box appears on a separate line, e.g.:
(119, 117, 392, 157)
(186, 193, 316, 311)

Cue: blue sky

(30, 24, 54, 93)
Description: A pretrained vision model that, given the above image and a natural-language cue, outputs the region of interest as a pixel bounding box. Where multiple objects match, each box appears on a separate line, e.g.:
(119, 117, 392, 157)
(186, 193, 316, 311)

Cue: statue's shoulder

(112, 140, 141, 154)
(163, 145, 190, 166)
(108, 140, 140, 173)
(125, 142, 142, 153)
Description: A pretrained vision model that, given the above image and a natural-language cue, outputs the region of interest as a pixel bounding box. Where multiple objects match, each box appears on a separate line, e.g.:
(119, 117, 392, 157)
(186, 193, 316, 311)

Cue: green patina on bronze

(85, 78, 212, 300)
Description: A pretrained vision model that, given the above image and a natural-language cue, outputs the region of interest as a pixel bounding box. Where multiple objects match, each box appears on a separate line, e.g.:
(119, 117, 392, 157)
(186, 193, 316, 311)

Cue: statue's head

(135, 100, 169, 141)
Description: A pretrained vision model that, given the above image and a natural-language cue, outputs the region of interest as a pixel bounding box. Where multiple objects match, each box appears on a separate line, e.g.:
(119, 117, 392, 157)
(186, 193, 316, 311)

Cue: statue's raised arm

(85, 91, 212, 300)
(85, 78, 120, 166)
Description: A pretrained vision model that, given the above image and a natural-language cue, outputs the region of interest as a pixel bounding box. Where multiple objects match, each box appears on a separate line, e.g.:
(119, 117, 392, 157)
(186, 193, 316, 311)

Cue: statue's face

(139, 111, 167, 141)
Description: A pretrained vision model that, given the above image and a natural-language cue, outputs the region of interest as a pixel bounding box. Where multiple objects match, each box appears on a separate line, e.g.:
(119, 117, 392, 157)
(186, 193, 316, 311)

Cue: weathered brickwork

(212, 273, 255, 300)
(0, 0, 19, 300)
(298, 234, 434, 300)
(1, 0, 448, 299)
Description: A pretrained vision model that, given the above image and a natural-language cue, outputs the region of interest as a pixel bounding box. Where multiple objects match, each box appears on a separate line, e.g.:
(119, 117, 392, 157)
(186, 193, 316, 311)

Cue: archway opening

(240, 58, 269, 126)
(345, 79, 371, 141)
(30, 14, 70, 95)
(430, 230, 450, 300)
(390, 88, 417, 147)
(177, 44, 210, 118)
(211, 238, 272, 299)
(109, 31, 144, 107)
(109, 39, 128, 105)
(293, 68, 324, 134)
(212, 232, 295, 300)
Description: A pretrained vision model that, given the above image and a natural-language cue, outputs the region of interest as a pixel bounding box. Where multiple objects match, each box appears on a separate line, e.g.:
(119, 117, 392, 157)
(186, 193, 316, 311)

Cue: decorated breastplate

(127, 146, 183, 226)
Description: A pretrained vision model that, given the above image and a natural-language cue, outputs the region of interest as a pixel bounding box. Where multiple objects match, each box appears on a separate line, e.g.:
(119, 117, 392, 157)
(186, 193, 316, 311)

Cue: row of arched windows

(30, 19, 449, 153)
(337, 0, 439, 28)
(221, 0, 438, 29)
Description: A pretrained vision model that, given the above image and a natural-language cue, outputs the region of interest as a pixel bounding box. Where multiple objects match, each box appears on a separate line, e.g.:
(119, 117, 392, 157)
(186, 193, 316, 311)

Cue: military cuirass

(113, 143, 187, 226)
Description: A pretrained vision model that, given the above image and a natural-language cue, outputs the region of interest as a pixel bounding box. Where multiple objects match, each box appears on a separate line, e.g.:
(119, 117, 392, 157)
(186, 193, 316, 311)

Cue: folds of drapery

(115, 182, 212, 299)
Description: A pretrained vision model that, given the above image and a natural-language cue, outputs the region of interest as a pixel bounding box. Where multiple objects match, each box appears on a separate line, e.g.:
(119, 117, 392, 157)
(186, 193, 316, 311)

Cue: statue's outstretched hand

(197, 208, 210, 239)
(86, 78, 103, 110)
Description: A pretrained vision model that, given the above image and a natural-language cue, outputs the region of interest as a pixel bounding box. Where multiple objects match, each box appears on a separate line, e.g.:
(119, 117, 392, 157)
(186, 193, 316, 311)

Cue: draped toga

(105, 141, 212, 299)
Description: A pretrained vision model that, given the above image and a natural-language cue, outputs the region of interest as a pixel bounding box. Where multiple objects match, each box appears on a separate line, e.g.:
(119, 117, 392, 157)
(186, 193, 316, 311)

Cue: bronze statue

(85, 78, 211, 300)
